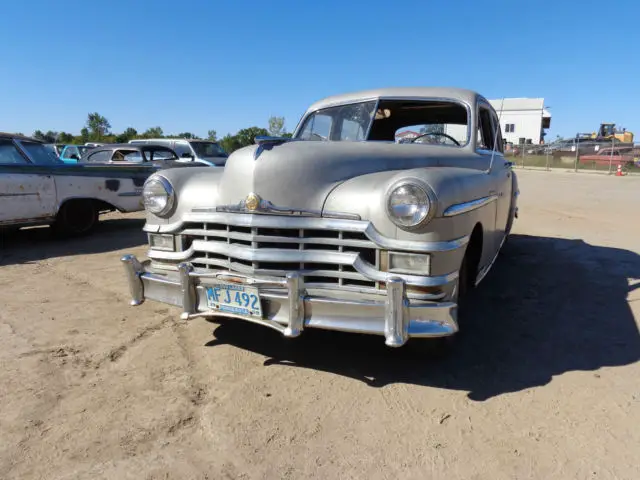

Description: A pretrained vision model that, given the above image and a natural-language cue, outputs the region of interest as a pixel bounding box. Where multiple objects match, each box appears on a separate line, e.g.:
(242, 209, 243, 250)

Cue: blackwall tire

(53, 200, 99, 237)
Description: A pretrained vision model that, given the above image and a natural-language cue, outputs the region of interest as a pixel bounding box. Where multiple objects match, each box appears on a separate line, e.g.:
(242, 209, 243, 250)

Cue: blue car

(59, 145, 94, 164)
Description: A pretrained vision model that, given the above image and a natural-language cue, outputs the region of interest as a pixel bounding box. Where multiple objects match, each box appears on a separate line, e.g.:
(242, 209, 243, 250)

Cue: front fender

(323, 167, 498, 276)
(144, 166, 224, 230)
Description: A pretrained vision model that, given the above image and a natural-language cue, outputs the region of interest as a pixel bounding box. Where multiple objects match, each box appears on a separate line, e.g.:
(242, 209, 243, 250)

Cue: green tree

(207, 129, 217, 141)
(86, 112, 111, 140)
(219, 134, 241, 154)
(58, 132, 74, 144)
(80, 128, 90, 143)
(115, 127, 138, 143)
(33, 130, 58, 143)
(219, 127, 270, 154)
(177, 132, 197, 139)
(236, 126, 269, 146)
(268, 116, 286, 137)
(142, 126, 164, 138)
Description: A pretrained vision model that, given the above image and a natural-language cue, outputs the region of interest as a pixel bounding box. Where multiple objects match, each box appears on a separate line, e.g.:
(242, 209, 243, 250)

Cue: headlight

(386, 181, 434, 229)
(143, 176, 175, 217)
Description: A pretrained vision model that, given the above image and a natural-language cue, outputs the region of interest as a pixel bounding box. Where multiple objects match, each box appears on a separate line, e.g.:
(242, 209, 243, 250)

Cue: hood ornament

(253, 136, 293, 160)
(244, 192, 261, 211)
(214, 194, 360, 220)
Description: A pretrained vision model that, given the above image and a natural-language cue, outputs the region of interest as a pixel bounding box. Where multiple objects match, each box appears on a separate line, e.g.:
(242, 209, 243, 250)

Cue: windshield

(295, 99, 469, 146)
(78, 146, 92, 156)
(20, 141, 63, 165)
(297, 101, 377, 141)
(190, 141, 227, 158)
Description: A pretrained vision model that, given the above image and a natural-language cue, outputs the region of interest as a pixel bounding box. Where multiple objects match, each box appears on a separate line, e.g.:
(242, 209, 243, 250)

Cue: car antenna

(487, 97, 505, 174)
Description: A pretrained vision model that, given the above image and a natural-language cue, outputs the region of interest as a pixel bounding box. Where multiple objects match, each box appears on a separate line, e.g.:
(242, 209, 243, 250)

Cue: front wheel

(406, 244, 474, 357)
(52, 200, 99, 237)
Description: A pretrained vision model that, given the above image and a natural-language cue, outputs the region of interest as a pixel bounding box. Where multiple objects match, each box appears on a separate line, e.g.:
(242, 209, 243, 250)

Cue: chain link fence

(505, 139, 640, 175)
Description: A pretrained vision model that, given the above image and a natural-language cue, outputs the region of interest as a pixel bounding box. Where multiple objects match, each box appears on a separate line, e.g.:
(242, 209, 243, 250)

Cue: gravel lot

(1, 169, 639, 480)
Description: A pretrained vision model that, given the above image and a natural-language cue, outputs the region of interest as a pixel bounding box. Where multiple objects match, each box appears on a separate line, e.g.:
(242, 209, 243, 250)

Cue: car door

(476, 103, 512, 247)
(61, 146, 81, 164)
(0, 138, 57, 224)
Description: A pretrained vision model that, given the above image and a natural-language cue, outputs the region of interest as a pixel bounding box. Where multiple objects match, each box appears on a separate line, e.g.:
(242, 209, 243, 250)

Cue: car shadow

(0, 216, 146, 266)
(204, 234, 640, 401)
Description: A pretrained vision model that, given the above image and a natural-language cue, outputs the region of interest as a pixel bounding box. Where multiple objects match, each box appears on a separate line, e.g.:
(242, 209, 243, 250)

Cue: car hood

(217, 141, 476, 212)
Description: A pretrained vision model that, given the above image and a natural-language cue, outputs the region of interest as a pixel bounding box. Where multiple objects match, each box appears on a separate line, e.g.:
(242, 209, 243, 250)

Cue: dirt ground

(1, 169, 639, 480)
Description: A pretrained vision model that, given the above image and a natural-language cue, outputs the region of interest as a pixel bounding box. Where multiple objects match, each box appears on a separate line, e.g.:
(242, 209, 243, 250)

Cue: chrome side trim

(118, 191, 142, 197)
(213, 200, 361, 220)
(443, 194, 498, 217)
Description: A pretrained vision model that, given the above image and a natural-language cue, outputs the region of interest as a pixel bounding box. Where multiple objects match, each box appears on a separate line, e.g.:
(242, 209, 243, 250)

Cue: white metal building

(488, 98, 551, 145)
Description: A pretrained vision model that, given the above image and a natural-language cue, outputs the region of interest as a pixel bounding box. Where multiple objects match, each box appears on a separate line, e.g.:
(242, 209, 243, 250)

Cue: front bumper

(121, 254, 458, 347)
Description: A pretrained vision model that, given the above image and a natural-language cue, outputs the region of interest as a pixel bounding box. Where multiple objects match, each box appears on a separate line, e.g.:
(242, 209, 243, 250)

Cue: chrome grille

(179, 221, 379, 289)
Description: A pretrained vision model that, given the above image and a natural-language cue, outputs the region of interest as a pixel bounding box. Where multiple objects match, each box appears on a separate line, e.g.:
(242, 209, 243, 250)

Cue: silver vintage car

(122, 87, 518, 349)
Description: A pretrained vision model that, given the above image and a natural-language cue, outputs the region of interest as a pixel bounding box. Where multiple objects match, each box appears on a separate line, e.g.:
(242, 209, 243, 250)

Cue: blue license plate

(205, 282, 262, 318)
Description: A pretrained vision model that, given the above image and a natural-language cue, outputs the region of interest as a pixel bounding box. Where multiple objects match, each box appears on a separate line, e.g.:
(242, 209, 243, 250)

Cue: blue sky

(1, 0, 638, 140)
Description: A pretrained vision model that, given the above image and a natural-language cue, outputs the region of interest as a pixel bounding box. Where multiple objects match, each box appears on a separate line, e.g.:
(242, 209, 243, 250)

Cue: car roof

(131, 138, 217, 143)
(305, 87, 481, 113)
(0, 132, 43, 143)
(89, 143, 176, 151)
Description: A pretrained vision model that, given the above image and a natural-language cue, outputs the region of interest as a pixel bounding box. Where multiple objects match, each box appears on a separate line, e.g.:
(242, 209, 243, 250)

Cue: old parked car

(579, 147, 636, 167)
(59, 144, 95, 164)
(121, 87, 519, 350)
(80, 143, 207, 167)
(0, 133, 152, 235)
(129, 138, 228, 166)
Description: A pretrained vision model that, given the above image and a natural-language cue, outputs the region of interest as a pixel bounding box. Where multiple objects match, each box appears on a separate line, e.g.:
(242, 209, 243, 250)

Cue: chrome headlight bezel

(385, 180, 436, 230)
(143, 175, 176, 217)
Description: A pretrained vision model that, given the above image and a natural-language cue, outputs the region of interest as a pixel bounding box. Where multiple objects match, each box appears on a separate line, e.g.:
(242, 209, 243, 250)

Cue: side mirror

(69, 154, 80, 161)
(181, 152, 194, 160)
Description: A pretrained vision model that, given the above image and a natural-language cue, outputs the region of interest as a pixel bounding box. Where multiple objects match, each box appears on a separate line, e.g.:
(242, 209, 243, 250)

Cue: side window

(298, 114, 332, 141)
(340, 118, 365, 141)
(0, 140, 27, 164)
(172, 142, 192, 157)
(87, 150, 112, 163)
(122, 151, 145, 162)
(477, 106, 495, 151)
(491, 111, 504, 154)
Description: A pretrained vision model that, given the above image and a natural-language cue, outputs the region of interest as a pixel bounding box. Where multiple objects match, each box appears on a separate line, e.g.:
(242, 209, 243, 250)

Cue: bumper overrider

(121, 255, 458, 347)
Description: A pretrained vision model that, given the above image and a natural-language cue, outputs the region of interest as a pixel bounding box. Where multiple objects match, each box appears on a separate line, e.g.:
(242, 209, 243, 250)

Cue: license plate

(205, 282, 262, 318)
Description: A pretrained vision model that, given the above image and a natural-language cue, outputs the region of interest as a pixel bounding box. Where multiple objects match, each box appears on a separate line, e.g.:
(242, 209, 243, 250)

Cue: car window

(340, 118, 365, 141)
(87, 150, 112, 163)
(62, 146, 79, 158)
(189, 141, 227, 158)
(122, 152, 145, 162)
(144, 149, 177, 161)
(111, 149, 142, 162)
(490, 110, 504, 153)
(172, 142, 192, 157)
(0, 140, 27, 164)
(395, 124, 467, 146)
(19, 141, 62, 164)
(298, 114, 332, 141)
(477, 106, 495, 151)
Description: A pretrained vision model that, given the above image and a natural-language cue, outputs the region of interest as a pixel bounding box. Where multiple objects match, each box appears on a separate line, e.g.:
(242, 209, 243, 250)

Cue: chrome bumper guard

(121, 254, 458, 347)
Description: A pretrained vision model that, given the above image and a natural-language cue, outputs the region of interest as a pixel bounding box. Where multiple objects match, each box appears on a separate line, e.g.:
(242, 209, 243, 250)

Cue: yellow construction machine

(592, 123, 634, 143)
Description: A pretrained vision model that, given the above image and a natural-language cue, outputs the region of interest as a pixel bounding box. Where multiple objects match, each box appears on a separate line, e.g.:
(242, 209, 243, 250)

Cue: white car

(0, 133, 153, 235)
(129, 138, 228, 166)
